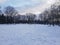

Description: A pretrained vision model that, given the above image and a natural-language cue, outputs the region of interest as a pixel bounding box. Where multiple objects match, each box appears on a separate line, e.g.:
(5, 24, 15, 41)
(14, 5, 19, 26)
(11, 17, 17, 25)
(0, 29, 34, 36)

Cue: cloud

(19, 0, 56, 14)
(0, 0, 8, 3)
(0, 0, 56, 14)
(31, 0, 46, 2)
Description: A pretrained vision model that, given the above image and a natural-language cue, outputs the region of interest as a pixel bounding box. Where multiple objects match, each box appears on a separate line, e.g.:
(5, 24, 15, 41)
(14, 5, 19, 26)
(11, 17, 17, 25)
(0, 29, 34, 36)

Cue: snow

(0, 24, 60, 45)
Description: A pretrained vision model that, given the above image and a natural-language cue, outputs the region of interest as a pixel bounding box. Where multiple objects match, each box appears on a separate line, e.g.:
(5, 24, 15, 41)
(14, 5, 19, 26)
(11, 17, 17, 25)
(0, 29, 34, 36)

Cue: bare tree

(26, 13, 36, 21)
(4, 6, 18, 16)
(4, 6, 18, 23)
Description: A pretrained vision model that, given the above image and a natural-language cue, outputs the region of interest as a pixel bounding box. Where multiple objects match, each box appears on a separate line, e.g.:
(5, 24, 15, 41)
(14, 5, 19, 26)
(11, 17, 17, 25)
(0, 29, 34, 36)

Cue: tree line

(0, 6, 38, 24)
(0, 5, 60, 25)
(39, 4, 60, 25)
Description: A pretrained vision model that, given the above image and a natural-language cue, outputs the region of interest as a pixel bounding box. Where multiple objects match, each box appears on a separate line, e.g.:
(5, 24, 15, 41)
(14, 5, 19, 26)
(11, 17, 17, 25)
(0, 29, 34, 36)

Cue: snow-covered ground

(0, 24, 60, 45)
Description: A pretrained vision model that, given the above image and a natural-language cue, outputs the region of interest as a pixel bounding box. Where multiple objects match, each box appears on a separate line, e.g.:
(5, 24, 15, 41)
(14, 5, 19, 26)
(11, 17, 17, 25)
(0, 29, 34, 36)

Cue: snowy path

(0, 24, 60, 45)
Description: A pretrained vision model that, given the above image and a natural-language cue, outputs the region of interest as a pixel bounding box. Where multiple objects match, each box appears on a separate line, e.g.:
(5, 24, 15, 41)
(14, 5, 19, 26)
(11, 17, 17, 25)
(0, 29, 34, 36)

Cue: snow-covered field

(0, 24, 60, 45)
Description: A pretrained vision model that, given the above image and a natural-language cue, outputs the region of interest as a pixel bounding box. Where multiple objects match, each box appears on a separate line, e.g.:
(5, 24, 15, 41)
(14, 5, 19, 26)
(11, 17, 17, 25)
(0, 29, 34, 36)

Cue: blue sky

(0, 0, 55, 14)
(0, 0, 45, 7)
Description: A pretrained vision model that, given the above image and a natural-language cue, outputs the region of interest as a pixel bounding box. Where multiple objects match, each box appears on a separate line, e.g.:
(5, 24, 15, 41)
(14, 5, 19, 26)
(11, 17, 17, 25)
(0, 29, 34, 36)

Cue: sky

(0, 0, 56, 14)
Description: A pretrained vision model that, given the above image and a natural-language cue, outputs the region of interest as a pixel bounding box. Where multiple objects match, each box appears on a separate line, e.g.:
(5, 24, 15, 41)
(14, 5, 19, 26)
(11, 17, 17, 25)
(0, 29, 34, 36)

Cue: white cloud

(31, 0, 46, 2)
(0, 0, 8, 3)
(19, 0, 56, 15)
(31, 0, 47, 4)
